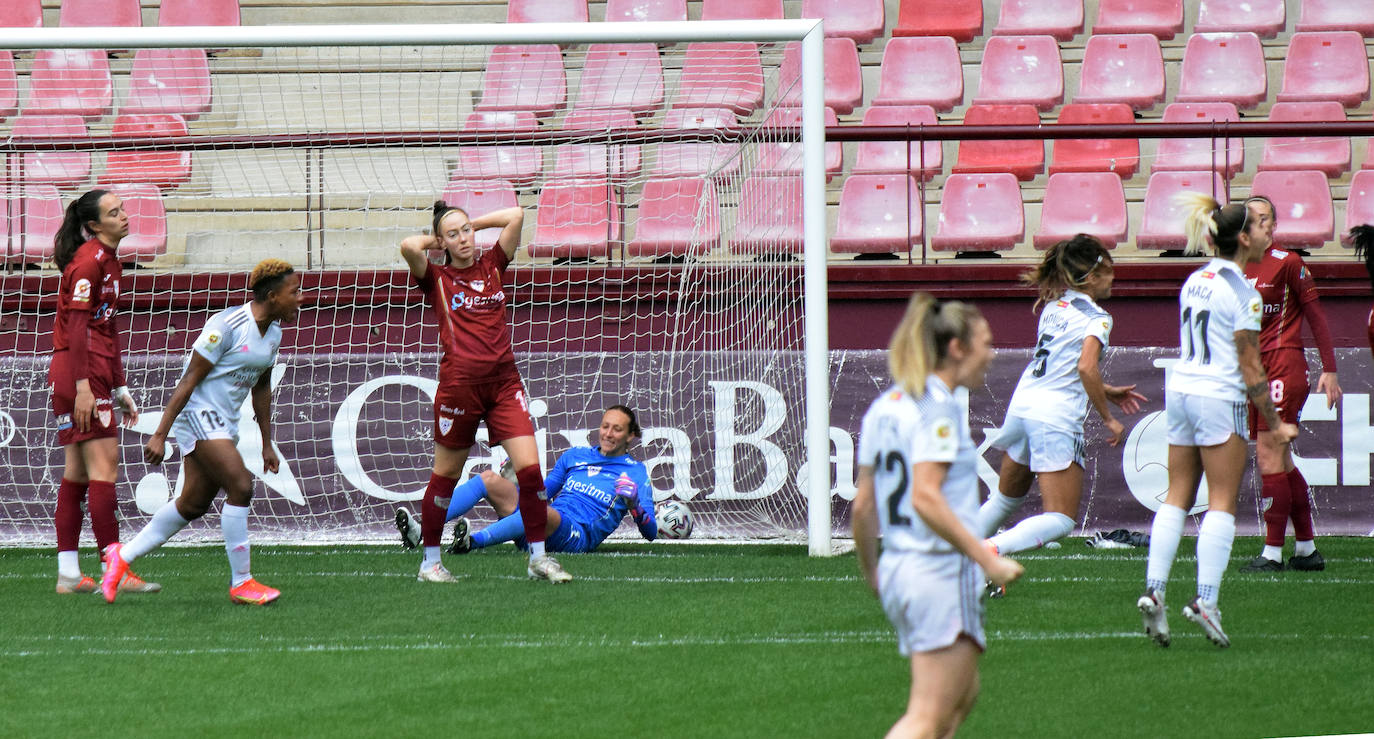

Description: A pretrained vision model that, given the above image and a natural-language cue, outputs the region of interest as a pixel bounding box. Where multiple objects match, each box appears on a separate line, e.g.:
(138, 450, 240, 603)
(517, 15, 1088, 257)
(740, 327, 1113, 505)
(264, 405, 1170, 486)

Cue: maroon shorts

(49, 351, 119, 446)
(433, 372, 535, 449)
(1248, 349, 1309, 436)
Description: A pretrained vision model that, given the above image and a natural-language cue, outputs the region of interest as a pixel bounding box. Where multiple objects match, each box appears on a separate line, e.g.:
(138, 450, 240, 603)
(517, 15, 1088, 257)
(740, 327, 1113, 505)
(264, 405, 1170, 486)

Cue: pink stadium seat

(0, 51, 16, 120)
(1250, 170, 1334, 248)
(755, 106, 843, 179)
(122, 49, 212, 118)
(853, 105, 942, 181)
(604, 0, 686, 22)
(529, 179, 620, 258)
(801, 0, 884, 45)
(1152, 102, 1244, 178)
(700, 0, 781, 20)
(25, 49, 113, 118)
(1049, 103, 1138, 178)
(1278, 32, 1370, 108)
(973, 35, 1063, 111)
(871, 37, 963, 112)
(778, 38, 862, 115)
(1136, 171, 1227, 249)
(507, 0, 587, 23)
(1343, 170, 1374, 240)
(4, 186, 62, 264)
(1296, 0, 1374, 35)
(652, 107, 741, 180)
(1074, 34, 1165, 110)
(60, 0, 140, 26)
(730, 176, 804, 254)
(993, 0, 1083, 41)
(1194, 0, 1285, 37)
(456, 111, 543, 188)
(930, 173, 1024, 252)
(1259, 102, 1349, 178)
(894, 0, 982, 43)
(110, 183, 167, 262)
(576, 44, 662, 115)
(474, 45, 566, 117)
(438, 180, 519, 251)
(627, 178, 721, 257)
(1034, 172, 1128, 248)
(1176, 33, 1267, 109)
(0, 0, 41, 27)
(158, 0, 239, 25)
(952, 104, 1044, 181)
(1093, 0, 1183, 39)
(101, 113, 193, 189)
(831, 174, 924, 254)
(554, 108, 641, 182)
(10, 114, 91, 188)
(677, 43, 763, 116)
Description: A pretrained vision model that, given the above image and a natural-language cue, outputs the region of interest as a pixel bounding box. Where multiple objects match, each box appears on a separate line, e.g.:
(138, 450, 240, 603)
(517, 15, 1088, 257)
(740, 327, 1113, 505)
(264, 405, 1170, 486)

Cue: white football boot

(528, 554, 572, 584)
(1137, 589, 1171, 647)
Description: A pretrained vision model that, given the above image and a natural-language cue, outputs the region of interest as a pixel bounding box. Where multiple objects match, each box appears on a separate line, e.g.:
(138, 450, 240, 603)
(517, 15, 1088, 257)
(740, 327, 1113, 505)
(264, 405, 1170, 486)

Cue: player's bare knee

(176, 497, 211, 520)
(224, 473, 255, 506)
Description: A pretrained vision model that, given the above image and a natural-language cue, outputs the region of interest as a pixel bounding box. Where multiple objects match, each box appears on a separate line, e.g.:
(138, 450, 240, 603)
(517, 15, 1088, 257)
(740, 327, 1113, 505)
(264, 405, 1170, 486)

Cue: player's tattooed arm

(1235, 328, 1282, 429)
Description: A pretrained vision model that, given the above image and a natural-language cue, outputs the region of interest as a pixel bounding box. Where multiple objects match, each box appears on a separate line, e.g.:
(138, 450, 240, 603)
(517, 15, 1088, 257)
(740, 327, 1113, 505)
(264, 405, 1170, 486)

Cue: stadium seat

(972, 35, 1063, 111)
(0, 0, 41, 27)
(456, 111, 543, 188)
(474, 45, 566, 117)
(528, 178, 620, 258)
(158, 0, 239, 25)
(852, 105, 942, 182)
(755, 106, 843, 179)
(1034, 172, 1128, 249)
(831, 174, 924, 254)
(109, 183, 167, 262)
(893, 0, 982, 43)
(952, 104, 1044, 181)
(1296, 0, 1374, 35)
(1278, 32, 1370, 108)
(1175, 33, 1266, 109)
(507, 0, 588, 23)
(0, 51, 16, 120)
(10, 114, 91, 188)
(1258, 102, 1349, 178)
(101, 113, 193, 189)
(930, 173, 1024, 252)
(778, 38, 862, 115)
(1049, 103, 1138, 178)
(626, 177, 721, 257)
(25, 49, 113, 118)
(1093, 0, 1182, 39)
(1194, 0, 1285, 37)
(677, 42, 763, 116)
(1250, 170, 1334, 248)
(1152, 102, 1244, 178)
(801, 0, 884, 45)
(437, 180, 519, 251)
(700, 0, 781, 21)
(1344, 170, 1374, 240)
(604, 0, 686, 22)
(3, 186, 62, 264)
(730, 176, 804, 254)
(1074, 34, 1165, 110)
(871, 37, 963, 112)
(992, 0, 1083, 41)
(651, 107, 741, 180)
(576, 44, 662, 115)
(1136, 171, 1227, 249)
(554, 108, 641, 182)
(59, 0, 140, 26)
(121, 49, 212, 118)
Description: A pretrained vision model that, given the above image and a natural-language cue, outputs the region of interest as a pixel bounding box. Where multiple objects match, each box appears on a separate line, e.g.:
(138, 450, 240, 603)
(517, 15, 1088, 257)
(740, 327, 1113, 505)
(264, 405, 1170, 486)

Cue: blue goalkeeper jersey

(546, 446, 657, 548)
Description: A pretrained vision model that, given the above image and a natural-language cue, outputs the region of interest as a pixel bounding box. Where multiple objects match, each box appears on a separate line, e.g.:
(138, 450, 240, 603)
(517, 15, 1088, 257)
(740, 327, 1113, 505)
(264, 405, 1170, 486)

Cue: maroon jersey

(1245, 246, 1335, 370)
(415, 246, 517, 382)
(1367, 305, 1374, 357)
(53, 238, 123, 360)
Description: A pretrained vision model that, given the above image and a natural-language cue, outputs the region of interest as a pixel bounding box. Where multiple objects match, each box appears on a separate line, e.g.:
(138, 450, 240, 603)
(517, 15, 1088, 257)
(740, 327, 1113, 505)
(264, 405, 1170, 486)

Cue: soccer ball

(656, 500, 693, 540)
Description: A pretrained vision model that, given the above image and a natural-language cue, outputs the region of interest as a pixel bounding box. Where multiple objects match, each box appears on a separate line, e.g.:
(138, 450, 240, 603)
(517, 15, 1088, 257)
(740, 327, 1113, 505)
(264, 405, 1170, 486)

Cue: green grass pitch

(2, 538, 1371, 738)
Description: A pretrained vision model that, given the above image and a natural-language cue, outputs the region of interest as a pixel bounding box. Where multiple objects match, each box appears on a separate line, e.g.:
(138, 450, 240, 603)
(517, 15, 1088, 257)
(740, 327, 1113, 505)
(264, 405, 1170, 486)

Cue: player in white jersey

(1136, 195, 1298, 648)
(101, 260, 303, 606)
(853, 292, 1023, 739)
(980, 235, 1146, 570)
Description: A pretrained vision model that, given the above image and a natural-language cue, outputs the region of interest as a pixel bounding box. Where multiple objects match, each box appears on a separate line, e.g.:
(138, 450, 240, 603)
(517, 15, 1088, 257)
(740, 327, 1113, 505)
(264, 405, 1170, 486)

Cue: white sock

(529, 540, 546, 559)
(1262, 544, 1284, 562)
(422, 546, 441, 569)
(989, 512, 1076, 556)
(977, 491, 1026, 537)
(122, 501, 191, 562)
(221, 504, 252, 588)
(1196, 510, 1236, 607)
(1294, 539, 1316, 557)
(1145, 504, 1187, 595)
(57, 550, 81, 579)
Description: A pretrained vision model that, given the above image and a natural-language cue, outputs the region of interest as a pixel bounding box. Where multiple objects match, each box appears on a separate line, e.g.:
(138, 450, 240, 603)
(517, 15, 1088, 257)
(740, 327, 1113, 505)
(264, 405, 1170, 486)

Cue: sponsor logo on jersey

(438, 417, 453, 435)
(449, 289, 507, 312)
(72, 278, 92, 302)
(1248, 297, 1263, 316)
(205, 330, 222, 345)
(97, 409, 112, 428)
(586, 465, 601, 477)
(438, 404, 465, 416)
(468, 280, 485, 292)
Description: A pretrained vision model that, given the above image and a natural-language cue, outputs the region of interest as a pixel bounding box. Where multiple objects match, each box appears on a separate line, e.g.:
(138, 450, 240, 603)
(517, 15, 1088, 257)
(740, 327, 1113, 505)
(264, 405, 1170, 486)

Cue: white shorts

(877, 550, 986, 656)
(1166, 391, 1247, 447)
(171, 408, 238, 456)
(992, 414, 1085, 473)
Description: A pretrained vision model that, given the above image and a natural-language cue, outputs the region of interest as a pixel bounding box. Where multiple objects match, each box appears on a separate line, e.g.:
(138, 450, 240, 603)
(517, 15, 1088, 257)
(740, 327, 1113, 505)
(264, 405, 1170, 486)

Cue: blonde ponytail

(1176, 191, 1220, 257)
(888, 292, 984, 398)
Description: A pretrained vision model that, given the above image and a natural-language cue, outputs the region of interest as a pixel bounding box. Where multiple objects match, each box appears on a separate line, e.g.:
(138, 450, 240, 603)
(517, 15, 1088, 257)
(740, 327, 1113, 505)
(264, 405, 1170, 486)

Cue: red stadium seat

(25, 49, 113, 118)
(1176, 33, 1267, 109)
(871, 37, 963, 112)
(60, 0, 140, 26)
(952, 104, 1044, 181)
(438, 180, 519, 251)
(456, 111, 543, 188)
(973, 35, 1063, 111)
(3, 186, 63, 264)
(992, 0, 1083, 41)
(158, 0, 239, 25)
(474, 45, 566, 117)
(831, 174, 924, 254)
(1152, 102, 1244, 178)
(529, 178, 620, 258)
(1250, 170, 1334, 248)
(1034, 172, 1128, 249)
(0, 0, 41, 27)
(1194, 0, 1285, 37)
(1136, 171, 1227, 250)
(677, 43, 763, 116)
(1049, 103, 1138, 178)
(10, 114, 91, 188)
(554, 108, 641, 182)
(894, 0, 982, 43)
(576, 44, 662, 115)
(930, 173, 1024, 252)
(755, 106, 843, 179)
(778, 38, 862, 115)
(603, 0, 685, 22)
(729, 176, 803, 254)
(122, 49, 212, 118)
(801, 0, 884, 45)
(1296, 0, 1374, 35)
(1093, 0, 1182, 39)
(853, 105, 942, 181)
(1344, 170, 1374, 239)
(109, 183, 167, 262)
(1259, 102, 1349, 178)
(700, 0, 781, 20)
(627, 178, 721, 257)
(0, 51, 16, 120)
(651, 107, 741, 180)
(507, 0, 587, 23)
(1278, 32, 1370, 108)
(1074, 34, 1165, 110)
(101, 113, 193, 189)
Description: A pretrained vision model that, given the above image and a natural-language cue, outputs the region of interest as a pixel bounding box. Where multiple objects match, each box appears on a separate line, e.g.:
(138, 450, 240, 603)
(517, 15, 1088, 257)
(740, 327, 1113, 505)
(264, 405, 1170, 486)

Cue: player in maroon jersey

(48, 189, 159, 595)
(1239, 196, 1341, 573)
(1351, 225, 1374, 357)
(394, 201, 571, 584)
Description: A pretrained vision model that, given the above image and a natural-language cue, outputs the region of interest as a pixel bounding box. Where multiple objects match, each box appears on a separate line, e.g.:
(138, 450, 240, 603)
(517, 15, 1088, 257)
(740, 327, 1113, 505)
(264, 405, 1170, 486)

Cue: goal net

(0, 22, 836, 552)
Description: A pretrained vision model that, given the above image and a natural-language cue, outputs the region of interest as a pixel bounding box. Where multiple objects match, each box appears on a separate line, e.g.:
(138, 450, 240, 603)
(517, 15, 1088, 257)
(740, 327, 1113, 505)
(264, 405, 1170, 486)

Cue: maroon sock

(87, 480, 119, 551)
(54, 478, 88, 552)
(1260, 472, 1290, 547)
(421, 473, 458, 547)
(515, 464, 548, 544)
(1288, 467, 1315, 541)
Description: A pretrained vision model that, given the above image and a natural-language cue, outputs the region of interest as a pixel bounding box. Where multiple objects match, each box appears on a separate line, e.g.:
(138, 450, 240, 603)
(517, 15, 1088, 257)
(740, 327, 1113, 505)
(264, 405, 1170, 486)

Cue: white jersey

(1166, 258, 1263, 403)
(857, 376, 980, 554)
(1006, 289, 1113, 432)
(171, 303, 281, 441)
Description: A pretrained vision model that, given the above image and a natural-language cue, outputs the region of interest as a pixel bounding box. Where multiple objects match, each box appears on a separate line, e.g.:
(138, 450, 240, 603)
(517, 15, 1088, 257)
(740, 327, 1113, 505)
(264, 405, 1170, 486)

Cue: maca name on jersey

(562, 475, 616, 505)
(449, 289, 505, 312)
(1186, 283, 1213, 302)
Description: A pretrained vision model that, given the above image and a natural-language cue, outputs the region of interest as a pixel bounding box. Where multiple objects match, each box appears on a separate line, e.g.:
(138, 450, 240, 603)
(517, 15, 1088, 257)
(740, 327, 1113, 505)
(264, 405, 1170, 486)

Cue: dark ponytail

(54, 189, 110, 270)
(1350, 224, 1374, 293)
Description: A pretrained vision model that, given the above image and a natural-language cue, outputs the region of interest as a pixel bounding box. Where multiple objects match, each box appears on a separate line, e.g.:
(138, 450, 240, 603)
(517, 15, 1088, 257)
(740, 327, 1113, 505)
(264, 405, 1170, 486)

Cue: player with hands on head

(852, 292, 1024, 739)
